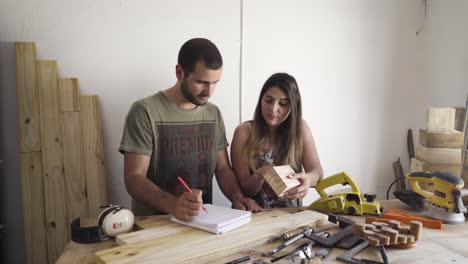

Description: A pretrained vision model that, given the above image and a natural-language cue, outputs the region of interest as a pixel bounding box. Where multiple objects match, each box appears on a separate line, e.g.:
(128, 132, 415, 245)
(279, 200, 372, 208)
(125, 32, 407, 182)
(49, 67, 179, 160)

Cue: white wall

(1, 1, 467, 263)
(243, 0, 428, 203)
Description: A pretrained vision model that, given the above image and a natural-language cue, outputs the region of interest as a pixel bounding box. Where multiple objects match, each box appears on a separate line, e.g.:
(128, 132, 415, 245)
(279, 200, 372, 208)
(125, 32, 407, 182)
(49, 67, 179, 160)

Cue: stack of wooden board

(94, 209, 328, 264)
(411, 108, 465, 191)
(16, 42, 108, 264)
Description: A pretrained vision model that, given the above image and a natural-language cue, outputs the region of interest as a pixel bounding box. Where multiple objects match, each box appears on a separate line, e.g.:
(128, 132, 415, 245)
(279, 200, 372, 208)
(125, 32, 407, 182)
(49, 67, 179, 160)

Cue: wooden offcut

(256, 165, 300, 197)
(80, 96, 107, 217)
(427, 108, 456, 132)
(95, 210, 327, 264)
(415, 145, 461, 165)
(15, 43, 41, 152)
(37, 60, 70, 263)
(20, 152, 48, 264)
(410, 158, 461, 177)
(59, 78, 80, 112)
(419, 129, 464, 148)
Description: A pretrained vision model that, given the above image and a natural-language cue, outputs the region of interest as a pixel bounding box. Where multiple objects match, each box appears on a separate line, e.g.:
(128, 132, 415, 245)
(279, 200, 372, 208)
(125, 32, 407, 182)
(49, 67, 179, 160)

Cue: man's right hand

(172, 190, 204, 221)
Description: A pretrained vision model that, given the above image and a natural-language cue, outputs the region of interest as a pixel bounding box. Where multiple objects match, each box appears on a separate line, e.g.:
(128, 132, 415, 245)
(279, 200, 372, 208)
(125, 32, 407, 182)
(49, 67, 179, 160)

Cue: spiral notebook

(171, 204, 252, 234)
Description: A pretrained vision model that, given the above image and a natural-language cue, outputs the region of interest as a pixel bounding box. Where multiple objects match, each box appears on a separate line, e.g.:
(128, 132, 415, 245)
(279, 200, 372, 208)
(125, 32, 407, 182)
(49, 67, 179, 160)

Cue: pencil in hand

(177, 177, 208, 212)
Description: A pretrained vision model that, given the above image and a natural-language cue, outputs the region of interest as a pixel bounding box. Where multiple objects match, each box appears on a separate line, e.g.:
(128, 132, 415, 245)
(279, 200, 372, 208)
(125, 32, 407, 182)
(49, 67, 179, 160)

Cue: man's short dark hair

(177, 38, 223, 75)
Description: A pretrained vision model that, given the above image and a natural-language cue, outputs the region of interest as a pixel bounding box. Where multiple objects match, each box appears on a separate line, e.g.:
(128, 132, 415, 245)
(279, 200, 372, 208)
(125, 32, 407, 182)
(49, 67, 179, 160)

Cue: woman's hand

(281, 172, 312, 199)
(232, 197, 264, 213)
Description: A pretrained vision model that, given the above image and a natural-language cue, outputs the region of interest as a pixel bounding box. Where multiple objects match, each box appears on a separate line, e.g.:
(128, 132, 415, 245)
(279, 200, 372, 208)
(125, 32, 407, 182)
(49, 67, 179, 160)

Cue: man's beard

(181, 81, 207, 106)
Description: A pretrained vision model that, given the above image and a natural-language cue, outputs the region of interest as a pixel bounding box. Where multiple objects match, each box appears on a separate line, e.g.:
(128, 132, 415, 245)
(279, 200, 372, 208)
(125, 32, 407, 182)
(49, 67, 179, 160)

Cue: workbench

(56, 200, 468, 264)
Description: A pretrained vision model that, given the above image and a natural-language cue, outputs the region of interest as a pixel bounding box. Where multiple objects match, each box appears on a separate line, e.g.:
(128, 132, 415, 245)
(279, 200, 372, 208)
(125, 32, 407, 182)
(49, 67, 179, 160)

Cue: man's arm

(124, 153, 203, 220)
(215, 149, 263, 212)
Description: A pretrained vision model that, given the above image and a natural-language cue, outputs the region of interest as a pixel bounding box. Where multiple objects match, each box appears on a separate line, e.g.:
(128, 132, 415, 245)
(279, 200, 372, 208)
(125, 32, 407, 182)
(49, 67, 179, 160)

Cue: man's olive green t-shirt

(119, 92, 228, 215)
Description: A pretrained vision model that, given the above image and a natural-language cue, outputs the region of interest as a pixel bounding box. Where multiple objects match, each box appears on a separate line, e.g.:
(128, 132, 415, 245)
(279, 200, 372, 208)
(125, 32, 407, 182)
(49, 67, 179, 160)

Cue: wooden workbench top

(56, 200, 468, 264)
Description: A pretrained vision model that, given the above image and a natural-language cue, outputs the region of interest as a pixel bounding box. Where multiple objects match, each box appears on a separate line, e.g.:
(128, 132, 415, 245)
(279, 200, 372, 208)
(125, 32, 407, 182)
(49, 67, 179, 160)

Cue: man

(120, 38, 261, 221)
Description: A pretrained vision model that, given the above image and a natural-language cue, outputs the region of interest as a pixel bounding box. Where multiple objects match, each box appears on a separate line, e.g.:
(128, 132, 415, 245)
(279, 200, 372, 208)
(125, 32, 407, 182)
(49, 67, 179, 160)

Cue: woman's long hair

(246, 73, 304, 172)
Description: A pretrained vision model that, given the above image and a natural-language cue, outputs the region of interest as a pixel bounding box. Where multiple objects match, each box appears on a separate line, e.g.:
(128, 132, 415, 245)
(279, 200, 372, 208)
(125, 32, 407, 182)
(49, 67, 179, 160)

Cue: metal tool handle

(263, 229, 313, 257)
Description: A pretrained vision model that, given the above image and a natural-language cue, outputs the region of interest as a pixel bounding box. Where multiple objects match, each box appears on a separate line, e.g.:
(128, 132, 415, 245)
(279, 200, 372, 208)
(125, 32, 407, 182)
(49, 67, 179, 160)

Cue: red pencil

(177, 177, 208, 212)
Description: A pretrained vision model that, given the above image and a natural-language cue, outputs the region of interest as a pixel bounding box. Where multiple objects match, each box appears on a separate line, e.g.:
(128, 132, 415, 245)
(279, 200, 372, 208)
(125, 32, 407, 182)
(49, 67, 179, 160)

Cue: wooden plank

(415, 145, 461, 165)
(59, 78, 80, 112)
(61, 112, 87, 219)
(427, 107, 456, 132)
(15, 42, 41, 152)
(419, 129, 464, 148)
(410, 158, 462, 177)
(80, 95, 107, 217)
(20, 152, 48, 264)
(37, 60, 69, 263)
(454, 107, 466, 132)
(95, 210, 327, 264)
(117, 209, 290, 245)
(465, 150, 468, 168)
(460, 96, 468, 179)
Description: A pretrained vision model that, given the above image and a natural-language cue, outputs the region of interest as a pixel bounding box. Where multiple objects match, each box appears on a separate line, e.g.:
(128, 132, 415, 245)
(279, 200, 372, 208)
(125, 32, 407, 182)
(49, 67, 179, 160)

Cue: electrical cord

(386, 176, 407, 200)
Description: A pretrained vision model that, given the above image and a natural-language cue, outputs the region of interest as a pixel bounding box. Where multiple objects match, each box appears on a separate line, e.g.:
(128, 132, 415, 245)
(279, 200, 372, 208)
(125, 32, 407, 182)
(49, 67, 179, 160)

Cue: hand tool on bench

(306, 214, 362, 250)
(337, 241, 389, 264)
(267, 225, 314, 243)
(336, 240, 369, 264)
(310, 247, 331, 264)
(271, 241, 314, 263)
(262, 228, 314, 257)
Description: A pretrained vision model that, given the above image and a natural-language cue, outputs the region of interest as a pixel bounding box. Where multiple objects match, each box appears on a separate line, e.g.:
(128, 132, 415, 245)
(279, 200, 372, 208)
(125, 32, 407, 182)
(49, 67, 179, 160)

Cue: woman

(231, 73, 323, 209)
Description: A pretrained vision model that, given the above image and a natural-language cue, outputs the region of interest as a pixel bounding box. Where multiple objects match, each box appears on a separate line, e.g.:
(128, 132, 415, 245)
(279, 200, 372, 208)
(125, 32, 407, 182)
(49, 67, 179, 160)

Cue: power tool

(308, 171, 383, 216)
(399, 171, 468, 224)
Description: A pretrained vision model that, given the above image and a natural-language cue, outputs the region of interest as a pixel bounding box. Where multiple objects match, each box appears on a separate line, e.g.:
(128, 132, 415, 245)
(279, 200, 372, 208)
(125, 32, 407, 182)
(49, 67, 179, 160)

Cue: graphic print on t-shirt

(155, 121, 215, 203)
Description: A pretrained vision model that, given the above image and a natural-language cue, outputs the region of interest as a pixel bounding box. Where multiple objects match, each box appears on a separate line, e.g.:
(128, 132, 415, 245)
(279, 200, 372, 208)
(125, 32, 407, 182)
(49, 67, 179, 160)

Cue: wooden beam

(15, 42, 41, 152)
(59, 78, 80, 112)
(415, 145, 461, 165)
(80, 95, 107, 217)
(20, 152, 48, 264)
(37, 60, 69, 263)
(419, 129, 464, 148)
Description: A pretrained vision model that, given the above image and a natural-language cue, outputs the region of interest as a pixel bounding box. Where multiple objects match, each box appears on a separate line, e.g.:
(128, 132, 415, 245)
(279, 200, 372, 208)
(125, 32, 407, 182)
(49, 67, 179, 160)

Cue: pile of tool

(258, 214, 392, 264)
